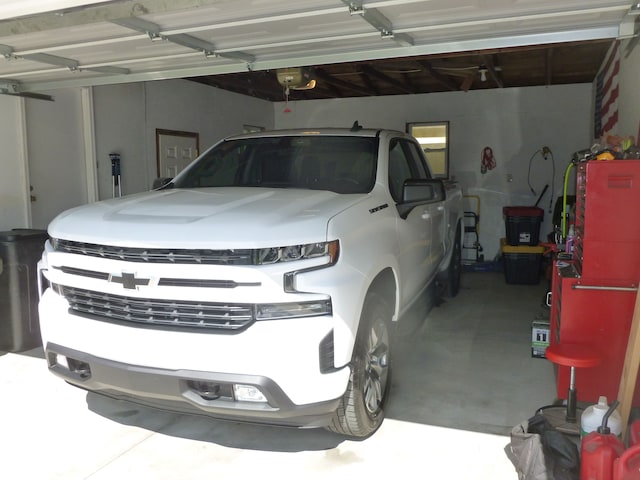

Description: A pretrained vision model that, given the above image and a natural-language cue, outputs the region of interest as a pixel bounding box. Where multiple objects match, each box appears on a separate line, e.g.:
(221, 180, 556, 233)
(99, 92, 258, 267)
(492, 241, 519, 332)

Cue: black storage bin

(503, 206, 544, 246)
(0, 229, 48, 352)
(501, 240, 544, 285)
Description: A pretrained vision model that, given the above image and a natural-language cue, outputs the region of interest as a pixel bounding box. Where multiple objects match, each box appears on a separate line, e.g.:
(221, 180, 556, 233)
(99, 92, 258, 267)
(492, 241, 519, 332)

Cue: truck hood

(48, 187, 366, 248)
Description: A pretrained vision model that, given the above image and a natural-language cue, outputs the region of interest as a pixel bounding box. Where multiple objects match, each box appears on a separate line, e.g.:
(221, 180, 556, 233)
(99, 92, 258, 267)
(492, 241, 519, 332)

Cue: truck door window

(388, 139, 414, 203)
(406, 141, 431, 179)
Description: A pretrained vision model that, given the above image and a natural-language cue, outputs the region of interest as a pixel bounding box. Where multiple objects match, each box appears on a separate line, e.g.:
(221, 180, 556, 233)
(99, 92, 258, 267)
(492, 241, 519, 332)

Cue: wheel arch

(367, 267, 397, 322)
(332, 266, 397, 368)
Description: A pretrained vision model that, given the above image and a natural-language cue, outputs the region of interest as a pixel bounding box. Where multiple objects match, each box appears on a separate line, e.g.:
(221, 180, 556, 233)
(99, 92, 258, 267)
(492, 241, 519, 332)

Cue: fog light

(50, 352, 91, 378)
(55, 353, 69, 369)
(67, 358, 91, 378)
(233, 384, 267, 402)
(187, 380, 233, 401)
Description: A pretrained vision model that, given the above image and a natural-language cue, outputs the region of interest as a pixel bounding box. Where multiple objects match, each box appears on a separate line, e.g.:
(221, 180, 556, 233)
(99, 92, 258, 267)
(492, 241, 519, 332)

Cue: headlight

(255, 240, 339, 265)
(256, 299, 332, 320)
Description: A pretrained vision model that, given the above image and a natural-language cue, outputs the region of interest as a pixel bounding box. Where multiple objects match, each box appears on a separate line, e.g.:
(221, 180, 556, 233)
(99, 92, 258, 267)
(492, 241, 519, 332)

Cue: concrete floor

(0, 271, 556, 479)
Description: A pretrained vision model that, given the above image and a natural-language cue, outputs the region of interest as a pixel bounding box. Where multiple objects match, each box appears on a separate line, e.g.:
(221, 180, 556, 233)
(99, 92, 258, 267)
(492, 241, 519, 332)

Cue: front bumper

(45, 343, 342, 428)
(39, 287, 351, 427)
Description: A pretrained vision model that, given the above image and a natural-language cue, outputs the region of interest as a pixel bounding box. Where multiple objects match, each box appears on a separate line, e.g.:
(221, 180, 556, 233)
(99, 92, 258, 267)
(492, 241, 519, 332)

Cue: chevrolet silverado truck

(38, 127, 463, 438)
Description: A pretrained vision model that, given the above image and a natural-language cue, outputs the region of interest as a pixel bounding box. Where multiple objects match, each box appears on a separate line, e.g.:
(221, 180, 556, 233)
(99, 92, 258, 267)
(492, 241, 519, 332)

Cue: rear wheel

(327, 292, 391, 438)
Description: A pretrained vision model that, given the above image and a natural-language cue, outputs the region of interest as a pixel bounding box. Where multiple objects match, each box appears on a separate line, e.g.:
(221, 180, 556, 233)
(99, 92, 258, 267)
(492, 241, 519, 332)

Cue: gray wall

(93, 79, 275, 198)
(618, 41, 640, 142)
(25, 89, 88, 229)
(0, 96, 28, 231)
(274, 84, 594, 260)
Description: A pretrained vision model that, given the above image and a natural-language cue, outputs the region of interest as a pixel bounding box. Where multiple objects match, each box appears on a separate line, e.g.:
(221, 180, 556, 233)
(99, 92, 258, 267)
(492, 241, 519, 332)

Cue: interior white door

(26, 90, 87, 229)
(157, 131, 199, 179)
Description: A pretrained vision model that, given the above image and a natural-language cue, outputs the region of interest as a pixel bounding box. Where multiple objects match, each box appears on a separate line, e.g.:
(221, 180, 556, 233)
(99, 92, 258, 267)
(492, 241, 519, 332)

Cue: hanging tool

(527, 146, 555, 214)
(110, 153, 122, 198)
(480, 146, 496, 174)
(534, 184, 548, 208)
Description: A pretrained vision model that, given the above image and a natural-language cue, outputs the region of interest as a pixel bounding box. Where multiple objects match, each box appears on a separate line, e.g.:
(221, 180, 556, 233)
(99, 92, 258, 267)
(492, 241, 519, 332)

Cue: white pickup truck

(38, 127, 463, 438)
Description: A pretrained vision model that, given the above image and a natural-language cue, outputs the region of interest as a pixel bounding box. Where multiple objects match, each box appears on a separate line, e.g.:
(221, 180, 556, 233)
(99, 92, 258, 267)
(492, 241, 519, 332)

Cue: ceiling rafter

(359, 71, 380, 96)
(546, 47, 554, 85)
(418, 60, 459, 91)
(480, 54, 504, 88)
(361, 64, 414, 93)
(313, 68, 371, 96)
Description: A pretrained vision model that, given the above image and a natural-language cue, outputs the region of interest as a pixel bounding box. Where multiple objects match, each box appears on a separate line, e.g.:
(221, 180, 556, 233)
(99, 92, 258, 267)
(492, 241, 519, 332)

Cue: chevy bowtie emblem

(109, 272, 150, 290)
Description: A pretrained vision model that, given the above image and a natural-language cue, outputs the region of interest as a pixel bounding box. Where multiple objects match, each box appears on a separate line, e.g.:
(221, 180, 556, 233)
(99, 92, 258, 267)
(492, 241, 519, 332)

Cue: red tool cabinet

(550, 159, 640, 405)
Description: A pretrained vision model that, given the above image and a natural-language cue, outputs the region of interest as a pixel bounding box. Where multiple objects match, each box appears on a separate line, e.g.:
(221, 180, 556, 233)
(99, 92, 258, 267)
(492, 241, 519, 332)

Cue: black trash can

(0, 229, 49, 352)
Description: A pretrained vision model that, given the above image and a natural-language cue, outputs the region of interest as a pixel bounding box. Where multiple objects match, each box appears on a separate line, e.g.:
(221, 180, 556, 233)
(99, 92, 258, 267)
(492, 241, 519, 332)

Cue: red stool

(537, 343, 602, 435)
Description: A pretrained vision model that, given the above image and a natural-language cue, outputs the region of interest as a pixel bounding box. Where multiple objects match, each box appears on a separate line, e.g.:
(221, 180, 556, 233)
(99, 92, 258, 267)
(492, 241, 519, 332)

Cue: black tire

(327, 292, 391, 438)
(445, 222, 462, 297)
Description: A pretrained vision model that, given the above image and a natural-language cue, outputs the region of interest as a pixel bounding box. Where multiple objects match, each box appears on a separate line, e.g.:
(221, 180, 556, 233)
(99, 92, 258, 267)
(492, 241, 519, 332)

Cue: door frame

(155, 128, 200, 177)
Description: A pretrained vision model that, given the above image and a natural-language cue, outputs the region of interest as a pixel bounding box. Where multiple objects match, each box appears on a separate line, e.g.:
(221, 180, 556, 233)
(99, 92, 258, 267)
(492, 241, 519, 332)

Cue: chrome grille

(52, 239, 253, 265)
(55, 284, 255, 331)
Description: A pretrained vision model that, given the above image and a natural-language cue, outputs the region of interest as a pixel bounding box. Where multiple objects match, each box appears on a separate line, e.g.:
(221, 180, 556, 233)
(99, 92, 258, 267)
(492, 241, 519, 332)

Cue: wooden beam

(359, 72, 380, 96)
(417, 60, 458, 91)
(480, 54, 504, 88)
(459, 74, 474, 92)
(617, 287, 640, 439)
(545, 48, 554, 86)
(313, 68, 370, 96)
(361, 64, 414, 94)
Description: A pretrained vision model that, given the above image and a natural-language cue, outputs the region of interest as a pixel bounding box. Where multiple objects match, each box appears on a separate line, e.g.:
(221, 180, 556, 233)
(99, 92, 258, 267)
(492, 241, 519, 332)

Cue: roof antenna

(351, 120, 362, 131)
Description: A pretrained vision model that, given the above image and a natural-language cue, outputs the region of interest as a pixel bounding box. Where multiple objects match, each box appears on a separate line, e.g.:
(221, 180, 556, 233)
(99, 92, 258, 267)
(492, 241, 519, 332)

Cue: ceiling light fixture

(479, 67, 488, 82)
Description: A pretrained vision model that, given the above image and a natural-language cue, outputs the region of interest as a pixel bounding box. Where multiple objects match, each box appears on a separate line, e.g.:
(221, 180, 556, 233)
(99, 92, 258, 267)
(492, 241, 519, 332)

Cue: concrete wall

(274, 84, 594, 260)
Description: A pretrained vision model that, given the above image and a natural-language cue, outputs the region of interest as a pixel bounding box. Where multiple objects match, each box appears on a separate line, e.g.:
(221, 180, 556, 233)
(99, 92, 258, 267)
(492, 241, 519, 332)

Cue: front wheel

(327, 292, 391, 438)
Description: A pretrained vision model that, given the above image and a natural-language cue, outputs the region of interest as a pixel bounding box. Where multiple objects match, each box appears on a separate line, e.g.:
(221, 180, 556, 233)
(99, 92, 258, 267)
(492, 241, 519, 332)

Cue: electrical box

(531, 320, 550, 358)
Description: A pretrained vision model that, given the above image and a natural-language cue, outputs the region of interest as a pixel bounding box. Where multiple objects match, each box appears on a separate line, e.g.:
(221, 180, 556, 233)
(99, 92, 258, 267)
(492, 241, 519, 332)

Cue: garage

(1, 1, 639, 478)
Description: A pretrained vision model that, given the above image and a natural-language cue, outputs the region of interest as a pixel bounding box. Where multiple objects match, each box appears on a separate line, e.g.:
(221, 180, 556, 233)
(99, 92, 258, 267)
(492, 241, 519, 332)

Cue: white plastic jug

(580, 396, 622, 438)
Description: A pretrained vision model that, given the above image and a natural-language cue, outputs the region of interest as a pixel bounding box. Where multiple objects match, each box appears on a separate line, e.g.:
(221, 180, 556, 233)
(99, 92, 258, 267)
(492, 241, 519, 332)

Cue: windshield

(173, 135, 378, 194)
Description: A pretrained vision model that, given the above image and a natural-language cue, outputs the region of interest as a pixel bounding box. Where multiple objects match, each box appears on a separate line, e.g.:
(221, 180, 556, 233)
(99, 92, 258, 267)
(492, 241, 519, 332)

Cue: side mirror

(402, 179, 445, 203)
(152, 177, 173, 189)
(397, 179, 445, 218)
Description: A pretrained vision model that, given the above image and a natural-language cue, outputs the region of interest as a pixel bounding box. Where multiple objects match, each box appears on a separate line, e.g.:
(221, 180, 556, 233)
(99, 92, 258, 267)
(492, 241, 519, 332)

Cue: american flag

(594, 41, 620, 139)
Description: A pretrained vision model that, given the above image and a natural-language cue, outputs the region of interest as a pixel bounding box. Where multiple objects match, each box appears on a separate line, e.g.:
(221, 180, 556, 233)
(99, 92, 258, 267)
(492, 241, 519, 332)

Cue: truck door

(388, 138, 432, 307)
(406, 141, 446, 264)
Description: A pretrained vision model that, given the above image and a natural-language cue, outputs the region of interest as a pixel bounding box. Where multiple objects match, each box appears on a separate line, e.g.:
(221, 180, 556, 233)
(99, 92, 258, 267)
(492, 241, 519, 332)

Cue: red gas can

(581, 431, 625, 480)
(629, 420, 640, 447)
(613, 444, 640, 480)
